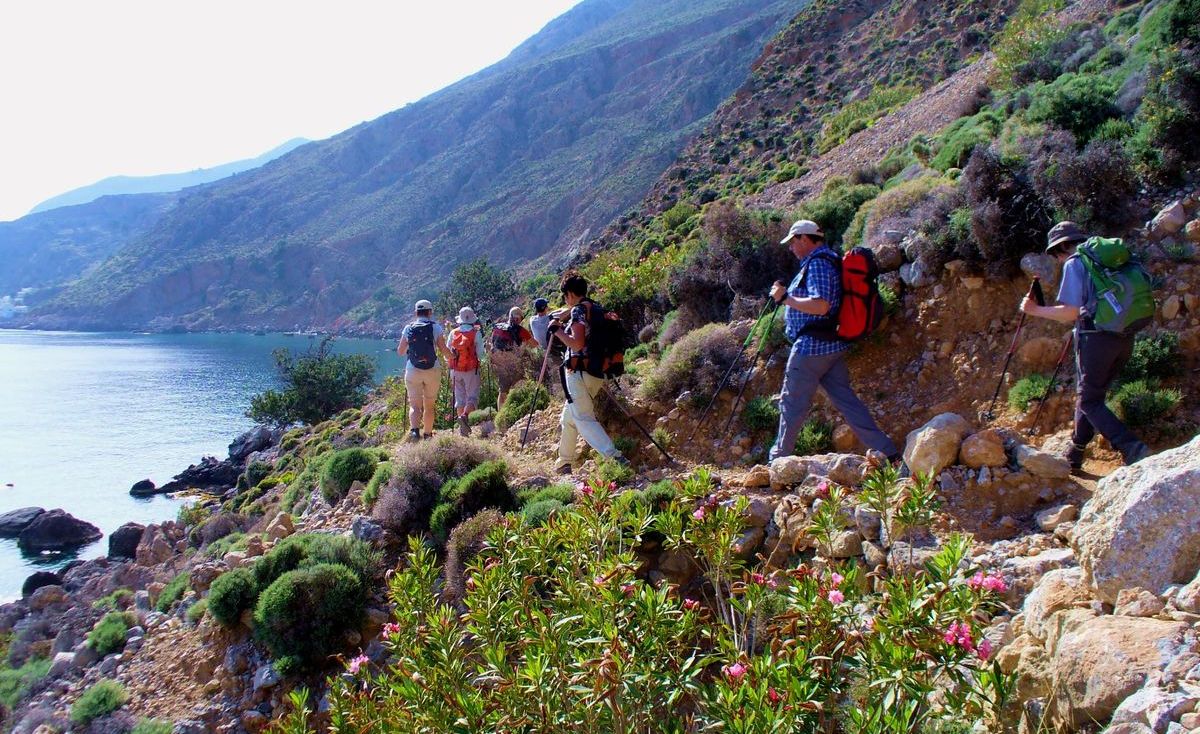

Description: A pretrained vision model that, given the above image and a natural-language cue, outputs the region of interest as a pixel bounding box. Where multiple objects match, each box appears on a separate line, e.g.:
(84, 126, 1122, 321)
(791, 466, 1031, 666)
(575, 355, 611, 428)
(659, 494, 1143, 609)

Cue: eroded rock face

(1073, 436, 1200, 604)
(903, 413, 971, 477)
(108, 522, 146, 559)
(16, 510, 102, 552)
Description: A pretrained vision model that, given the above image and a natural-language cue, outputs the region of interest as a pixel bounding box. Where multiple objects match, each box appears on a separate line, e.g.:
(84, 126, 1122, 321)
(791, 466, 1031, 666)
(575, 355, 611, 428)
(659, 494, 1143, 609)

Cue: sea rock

(129, 479, 158, 497)
(108, 522, 146, 559)
(1151, 201, 1187, 237)
(1073, 435, 1200, 604)
(1050, 616, 1190, 729)
(229, 425, 278, 464)
(21, 571, 62, 597)
(158, 456, 241, 493)
(959, 430, 1007, 468)
(903, 413, 972, 477)
(16, 509, 102, 552)
(136, 526, 175, 566)
(1014, 444, 1071, 479)
(0, 507, 46, 537)
(1110, 686, 1198, 733)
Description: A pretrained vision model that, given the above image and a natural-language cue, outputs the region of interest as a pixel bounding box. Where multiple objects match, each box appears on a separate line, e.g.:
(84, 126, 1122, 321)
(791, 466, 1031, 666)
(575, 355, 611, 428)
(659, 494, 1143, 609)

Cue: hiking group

(397, 216, 1157, 476)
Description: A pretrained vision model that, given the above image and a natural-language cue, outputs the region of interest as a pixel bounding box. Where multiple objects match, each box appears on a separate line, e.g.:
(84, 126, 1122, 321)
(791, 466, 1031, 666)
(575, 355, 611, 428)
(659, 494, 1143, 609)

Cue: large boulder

(959, 430, 1007, 468)
(1020, 566, 1088, 643)
(108, 522, 146, 559)
(1050, 616, 1191, 730)
(0, 507, 45, 537)
(21, 570, 62, 597)
(1014, 444, 1071, 479)
(903, 413, 971, 477)
(1073, 436, 1200, 603)
(16, 509, 102, 552)
(129, 479, 159, 497)
(135, 525, 175, 566)
(228, 425, 278, 464)
(769, 453, 867, 489)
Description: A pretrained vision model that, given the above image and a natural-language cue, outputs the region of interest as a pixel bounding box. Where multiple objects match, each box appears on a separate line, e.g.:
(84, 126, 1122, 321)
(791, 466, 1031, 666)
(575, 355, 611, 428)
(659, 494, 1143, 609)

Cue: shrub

(87, 611, 135, 655)
(253, 534, 313, 590)
(879, 281, 901, 316)
(186, 598, 208, 624)
(242, 460, 272, 490)
(362, 461, 394, 510)
(518, 484, 575, 507)
(444, 509, 504, 604)
(254, 563, 366, 668)
(1026, 72, 1119, 143)
(92, 588, 134, 611)
(797, 177, 881, 247)
(373, 436, 499, 535)
(1131, 45, 1200, 180)
(70, 679, 129, 725)
(320, 447, 379, 504)
(594, 456, 635, 488)
(430, 461, 515, 541)
(817, 85, 920, 154)
(1123, 332, 1181, 382)
(208, 567, 258, 627)
(1108, 380, 1183, 426)
(205, 531, 248, 559)
(635, 479, 677, 512)
(155, 572, 189, 613)
(961, 146, 1053, 275)
(661, 202, 698, 232)
(794, 418, 834, 455)
(931, 109, 1005, 171)
(468, 407, 496, 426)
(1009, 374, 1053, 411)
(521, 499, 565, 528)
(742, 396, 780, 433)
(992, 0, 1069, 88)
(0, 656, 51, 710)
(434, 258, 517, 326)
(640, 323, 740, 406)
(196, 512, 242, 548)
(248, 337, 376, 428)
(1026, 132, 1136, 230)
(131, 720, 174, 734)
(252, 533, 379, 592)
(495, 380, 550, 432)
(651, 427, 673, 453)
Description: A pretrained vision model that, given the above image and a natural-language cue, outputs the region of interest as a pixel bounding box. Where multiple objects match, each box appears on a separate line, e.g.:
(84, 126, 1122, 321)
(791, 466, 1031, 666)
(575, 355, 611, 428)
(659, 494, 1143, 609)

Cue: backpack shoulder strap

(799, 249, 843, 289)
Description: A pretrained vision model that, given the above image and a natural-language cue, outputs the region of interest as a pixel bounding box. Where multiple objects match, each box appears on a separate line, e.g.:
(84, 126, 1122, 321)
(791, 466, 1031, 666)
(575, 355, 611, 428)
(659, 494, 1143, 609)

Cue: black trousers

(1072, 330, 1143, 461)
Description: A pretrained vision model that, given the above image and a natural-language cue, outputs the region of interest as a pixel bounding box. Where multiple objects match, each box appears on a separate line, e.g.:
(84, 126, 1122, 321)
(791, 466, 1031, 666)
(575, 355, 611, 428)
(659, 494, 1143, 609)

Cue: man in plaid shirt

(767, 220, 898, 463)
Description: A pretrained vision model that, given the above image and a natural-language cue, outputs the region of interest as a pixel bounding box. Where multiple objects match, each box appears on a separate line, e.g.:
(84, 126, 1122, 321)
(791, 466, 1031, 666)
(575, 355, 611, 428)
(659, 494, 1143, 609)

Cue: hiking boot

(409, 428, 421, 443)
(1124, 442, 1151, 466)
(1065, 443, 1086, 473)
(423, 432, 434, 441)
(555, 463, 574, 476)
(458, 415, 471, 437)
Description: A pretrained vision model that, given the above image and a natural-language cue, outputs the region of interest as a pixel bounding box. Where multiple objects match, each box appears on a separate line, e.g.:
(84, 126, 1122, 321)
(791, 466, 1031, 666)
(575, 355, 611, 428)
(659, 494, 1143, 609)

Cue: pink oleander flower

(484, 558, 500, 572)
(593, 575, 606, 587)
(347, 654, 370, 675)
(977, 639, 993, 661)
(381, 622, 401, 637)
(768, 687, 783, 704)
(580, 483, 595, 497)
(943, 621, 975, 652)
(982, 574, 1008, 593)
(621, 582, 636, 597)
(815, 480, 830, 498)
(683, 598, 700, 611)
(751, 572, 766, 585)
(766, 577, 779, 590)
(862, 616, 875, 631)
(722, 662, 748, 683)
(692, 507, 706, 521)
(608, 481, 617, 491)
(827, 589, 844, 605)
(830, 572, 844, 587)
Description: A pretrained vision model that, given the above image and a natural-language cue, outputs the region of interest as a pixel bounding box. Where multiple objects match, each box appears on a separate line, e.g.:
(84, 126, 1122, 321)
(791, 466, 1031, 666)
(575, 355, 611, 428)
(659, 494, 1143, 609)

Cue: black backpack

(575, 300, 630, 379)
(407, 321, 437, 369)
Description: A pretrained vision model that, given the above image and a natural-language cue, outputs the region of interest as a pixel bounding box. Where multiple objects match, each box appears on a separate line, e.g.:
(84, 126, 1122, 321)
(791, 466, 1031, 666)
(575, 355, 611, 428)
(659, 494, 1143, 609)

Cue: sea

(0, 330, 404, 601)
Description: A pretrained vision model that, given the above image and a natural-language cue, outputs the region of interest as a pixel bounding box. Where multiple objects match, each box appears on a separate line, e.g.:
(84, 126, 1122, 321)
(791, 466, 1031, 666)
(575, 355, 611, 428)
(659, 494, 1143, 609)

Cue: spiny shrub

(521, 499, 566, 528)
(849, 175, 952, 248)
(1026, 132, 1136, 230)
(0, 656, 51, 710)
(362, 461, 393, 510)
(961, 146, 1053, 275)
(612, 436, 636, 457)
(1108, 380, 1183, 426)
(155, 572, 189, 613)
(195, 512, 242, 549)
(992, 0, 1069, 87)
(1131, 44, 1200, 179)
(208, 567, 258, 627)
(131, 720, 174, 734)
(931, 109, 1005, 171)
(320, 447, 378, 504)
(186, 598, 208, 624)
(1009, 374, 1053, 411)
(1026, 72, 1119, 142)
(205, 531, 248, 559)
(519, 484, 575, 507)
(594, 456, 635, 488)
(253, 563, 365, 669)
(632, 479, 677, 512)
(241, 460, 273, 491)
(817, 85, 919, 154)
(444, 509, 504, 604)
(430, 461, 515, 541)
(1123, 332, 1181, 382)
(468, 407, 496, 426)
(794, 418, 834, 456)
(797, 177, 881, 247)
(495, 380, 550, 432)
(742, 396, 780, 434)
(640, 323, 740, 406)
(252, 533, 380, 592)
(373, 436, 499, 536)
(91, 588, 133, 611)
(70, 679, 129, 725)
(651, 426, 673, 452)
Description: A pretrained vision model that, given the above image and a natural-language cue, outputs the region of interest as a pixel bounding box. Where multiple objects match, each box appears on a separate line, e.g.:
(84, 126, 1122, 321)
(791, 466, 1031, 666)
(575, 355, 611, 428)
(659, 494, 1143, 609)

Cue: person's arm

(1022, 256, 1082, 324)
(475, 330, 486, 365)
(555, 320, 587, 352)
(396, 336, 409, 357)
(1021, 299, 1080, 323)
(436, 333, 452, 360)
(769, 262, 831, 315)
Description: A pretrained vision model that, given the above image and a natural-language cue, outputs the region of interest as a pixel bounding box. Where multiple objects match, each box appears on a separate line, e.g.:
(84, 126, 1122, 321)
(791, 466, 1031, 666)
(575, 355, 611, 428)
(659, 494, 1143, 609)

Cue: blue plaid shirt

(785, 245, 848, 356)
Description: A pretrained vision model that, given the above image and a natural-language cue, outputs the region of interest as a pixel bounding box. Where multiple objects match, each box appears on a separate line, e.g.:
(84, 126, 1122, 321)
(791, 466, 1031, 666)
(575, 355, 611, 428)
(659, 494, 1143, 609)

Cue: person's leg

(1076, 332, 1145, 462)
(566, 371, 619, 459)
(557, 403, 579, 469)
(420, 368, 439, 436)
(465, 370, 480, 416)
(405, 371, 423, 432)
(1068, 338, 1094, 467)
(769, 347, 822, 462)
(818, 353, 898, 456)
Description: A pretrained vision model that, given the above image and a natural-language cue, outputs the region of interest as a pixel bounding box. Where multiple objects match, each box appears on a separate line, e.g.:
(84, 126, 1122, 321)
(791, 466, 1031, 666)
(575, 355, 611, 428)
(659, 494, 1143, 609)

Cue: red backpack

(447, 328, 480, 371)
(806, 247, 884, 342)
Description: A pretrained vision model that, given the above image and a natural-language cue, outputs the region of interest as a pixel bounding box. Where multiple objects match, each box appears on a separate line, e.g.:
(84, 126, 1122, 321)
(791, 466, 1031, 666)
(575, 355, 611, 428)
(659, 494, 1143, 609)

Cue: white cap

(414, 299, 434, 312)
(781, 219, 824, 244)
(456, 307, 478, 324)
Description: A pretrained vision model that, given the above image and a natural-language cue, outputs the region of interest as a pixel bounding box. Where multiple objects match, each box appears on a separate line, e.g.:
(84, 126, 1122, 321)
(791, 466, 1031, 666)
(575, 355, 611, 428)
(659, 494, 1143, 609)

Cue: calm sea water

(0, 330, 403, 600)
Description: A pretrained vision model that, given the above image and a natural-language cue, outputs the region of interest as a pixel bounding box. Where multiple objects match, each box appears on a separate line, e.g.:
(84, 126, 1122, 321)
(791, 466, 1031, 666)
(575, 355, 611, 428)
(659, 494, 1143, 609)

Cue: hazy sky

(0, 1, 582, 222)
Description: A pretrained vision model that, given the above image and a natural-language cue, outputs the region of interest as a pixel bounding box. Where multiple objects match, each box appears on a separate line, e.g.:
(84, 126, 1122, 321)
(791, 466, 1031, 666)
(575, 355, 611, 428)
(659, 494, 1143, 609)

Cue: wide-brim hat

(1046, 221, 1087, 252)
(456, 306, 478, 325)
(781, 219, 824, 244)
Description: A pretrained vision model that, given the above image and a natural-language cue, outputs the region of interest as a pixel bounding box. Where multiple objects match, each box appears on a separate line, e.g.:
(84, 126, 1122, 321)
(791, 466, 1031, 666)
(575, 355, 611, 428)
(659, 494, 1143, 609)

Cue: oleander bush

(70, 679, 129, 726)
(319, 447, 379, 504)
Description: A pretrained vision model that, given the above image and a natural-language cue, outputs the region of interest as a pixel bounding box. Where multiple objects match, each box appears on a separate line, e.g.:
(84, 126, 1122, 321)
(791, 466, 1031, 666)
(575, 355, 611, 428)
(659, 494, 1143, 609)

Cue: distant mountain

(27, 139, 309, 215)
(27, 0, 799, 333)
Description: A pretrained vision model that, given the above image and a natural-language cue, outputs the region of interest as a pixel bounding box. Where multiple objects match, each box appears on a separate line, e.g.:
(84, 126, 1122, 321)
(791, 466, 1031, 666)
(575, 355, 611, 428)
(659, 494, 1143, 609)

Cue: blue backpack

(407, 321, 437, 369)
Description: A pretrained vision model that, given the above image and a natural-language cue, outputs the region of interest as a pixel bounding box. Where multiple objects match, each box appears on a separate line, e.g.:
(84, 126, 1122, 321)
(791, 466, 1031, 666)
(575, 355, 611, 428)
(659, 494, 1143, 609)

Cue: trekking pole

(519, 345, 556, 448)
(1027, 331, 1074, 436)
(686, 298, 780, 446)
(717, 304, 784, 445)
(984, 278, 1044, 421)
(604, 381, 674, 462)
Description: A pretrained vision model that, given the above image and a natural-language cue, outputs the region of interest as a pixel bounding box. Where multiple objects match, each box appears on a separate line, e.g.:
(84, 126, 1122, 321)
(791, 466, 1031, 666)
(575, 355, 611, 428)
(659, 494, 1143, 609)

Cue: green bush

(1008, 374, 1053, 412)
(320, 447, 378, 504)
(155, 572, 189, 613)
(594, 456, 635, 488)
(640, 323, 740, 406)
(363, 460, 394, 509)
(495, 380, 550, 431)
(242, 460, 273, 490)
(252, 533, 379, 592)
(87, 611, 135, 655)
(430, 461, 515, 541)
(186, 598, 208, 624)
(372, 436, 500, 537)
(613, 436, 637, 456)
(817, 85, 919, 154)
(205, 531, 249, 559)
(131, 720, 174, 734)
(1108, 380, 1182, 426)
(521, 499, 566, 528)
(70, 679, 129, 725)
(208, 567, 258, 627)
(632, 479, 677, 513)
(1123, 332, 1181, 382)
(92, 588, 133, 611)
(1131, 44, 1200, 180)
(444, 510, 505, 603)
(0, 656, 51, 710)
(794, 418, 834, 456)
(247, 337, 376, 428)
(992, 0, 1069, 88)
(253, 534, 313, 590)
(1026, 73, 1119, 143)
(879, 282, 901, 316)
(467, 407, 496, 426)
(797, 177, 881, 247)
(932, 110, 1004, 171)
(743, 396, 780, 433)
(518, 484, 576, 507)
(253, 563, 366, 668)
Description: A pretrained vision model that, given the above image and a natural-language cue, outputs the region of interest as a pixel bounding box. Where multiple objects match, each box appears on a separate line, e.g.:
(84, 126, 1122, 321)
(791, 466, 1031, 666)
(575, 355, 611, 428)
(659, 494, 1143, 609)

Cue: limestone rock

(1050, 616, 1190, 729)
(252, 664, 280, 691)
(1110, 686, 1198, 733)
(1115, 587, 1166, 618)
(1073, 436, 1200, 604)
(47, 651, 77, 678)
(960, 430, 1007, 468)
(21, 571, 62, 597)
(351, 516, 383, 543)
(1021, 566, 1088, 643)
(744, 499, 772, 528)
(903, 413, 971, 477)
(1162, 295, 1182, 321)
(824, 530, 862, 559)
(900, 260, 936, 288)
(743, 465, 771, 488)
(136, 526, 175, 566)
(1020, 253, 1058, 286)
(265, 512, 294, 542)
(1185, 219, 1200, 243)
(17, 509, 102, 552)
(1014, 444, 1071, 479)
(29, 584, 67, 611)
(769, 453, 867, 489)
(874, 243, 904, 272)
(108, 522, 146, 559)
(854, 505, 882, 541)
(1035, 504, 1078, 533)
(1003, 547, 1076, 604)
(1152, 201, 1187, 237)
(1017, 336, 1062, 372)
(772, 495, 813, 552)
(832, 424, 859, 453)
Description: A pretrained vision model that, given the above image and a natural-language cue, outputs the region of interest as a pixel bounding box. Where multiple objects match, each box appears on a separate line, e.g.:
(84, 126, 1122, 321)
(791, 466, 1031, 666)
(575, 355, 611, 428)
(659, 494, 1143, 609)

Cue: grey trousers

(769, 347, 897, 461)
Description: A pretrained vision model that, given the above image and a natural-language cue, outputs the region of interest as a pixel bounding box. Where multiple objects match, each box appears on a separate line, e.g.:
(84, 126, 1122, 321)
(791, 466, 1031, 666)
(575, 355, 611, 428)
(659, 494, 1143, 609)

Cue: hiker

(548, 270, 629, 474)
(530, 297, 553, 349)
(396, 299, 450, 441)
(490, 306, 536, 410)
(1020, 221, 1151, 469)
(447, 306, 486, 437)
(767, 220, 899, 463)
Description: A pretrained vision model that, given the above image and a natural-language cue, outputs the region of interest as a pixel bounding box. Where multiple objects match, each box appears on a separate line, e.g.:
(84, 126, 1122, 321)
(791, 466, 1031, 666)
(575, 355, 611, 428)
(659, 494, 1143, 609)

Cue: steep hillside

(26, 139, 309, 215)
(26, 0, 799, 334)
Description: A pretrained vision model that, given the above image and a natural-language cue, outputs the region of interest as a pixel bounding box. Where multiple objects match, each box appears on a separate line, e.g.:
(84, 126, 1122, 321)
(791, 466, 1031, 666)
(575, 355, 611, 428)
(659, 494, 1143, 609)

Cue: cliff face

(27, 0, 799, 333)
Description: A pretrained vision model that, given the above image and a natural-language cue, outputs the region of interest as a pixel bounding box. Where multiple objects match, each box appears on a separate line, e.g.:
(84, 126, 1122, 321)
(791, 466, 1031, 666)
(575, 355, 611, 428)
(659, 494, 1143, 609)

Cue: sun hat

(456, 306, 478, 325)
(414, 299, 434, 312)
(1046, 221, 1087, 252)
(781, 219, 824, 244)
(508, 306, 524, 321)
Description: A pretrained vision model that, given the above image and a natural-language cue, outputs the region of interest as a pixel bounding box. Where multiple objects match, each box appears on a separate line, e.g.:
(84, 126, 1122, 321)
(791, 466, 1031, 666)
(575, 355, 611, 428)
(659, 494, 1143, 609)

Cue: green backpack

(1075, 237, 1155, 334)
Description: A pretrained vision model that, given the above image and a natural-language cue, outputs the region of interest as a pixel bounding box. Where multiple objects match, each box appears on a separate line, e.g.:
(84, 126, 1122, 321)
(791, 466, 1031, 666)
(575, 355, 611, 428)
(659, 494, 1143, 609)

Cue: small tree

(435, 258, 517, 322)
(248, 337, 375, 428)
